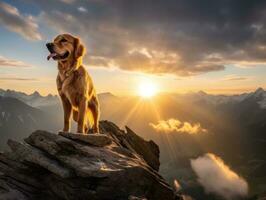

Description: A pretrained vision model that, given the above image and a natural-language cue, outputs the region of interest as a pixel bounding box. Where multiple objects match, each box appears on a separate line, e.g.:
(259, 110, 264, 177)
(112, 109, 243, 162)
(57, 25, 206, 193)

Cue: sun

(138, 80, 158, 98)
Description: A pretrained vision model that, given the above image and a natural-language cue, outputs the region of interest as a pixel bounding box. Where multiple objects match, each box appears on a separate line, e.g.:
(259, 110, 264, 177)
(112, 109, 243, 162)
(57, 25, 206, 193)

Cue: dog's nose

(46, 43, 54, 48)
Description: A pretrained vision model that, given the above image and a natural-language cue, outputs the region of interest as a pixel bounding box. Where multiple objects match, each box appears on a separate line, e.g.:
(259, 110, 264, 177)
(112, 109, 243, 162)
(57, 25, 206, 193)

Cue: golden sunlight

(138, 80, 158, 98)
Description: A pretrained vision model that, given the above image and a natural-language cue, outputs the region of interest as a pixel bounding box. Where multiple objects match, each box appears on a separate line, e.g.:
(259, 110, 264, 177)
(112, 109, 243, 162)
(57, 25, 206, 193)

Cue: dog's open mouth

(47, 51, 69, 61)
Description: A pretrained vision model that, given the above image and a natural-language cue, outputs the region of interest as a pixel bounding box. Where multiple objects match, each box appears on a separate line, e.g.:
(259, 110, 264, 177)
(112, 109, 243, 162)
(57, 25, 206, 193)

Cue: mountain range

(1, 88, 266, 199)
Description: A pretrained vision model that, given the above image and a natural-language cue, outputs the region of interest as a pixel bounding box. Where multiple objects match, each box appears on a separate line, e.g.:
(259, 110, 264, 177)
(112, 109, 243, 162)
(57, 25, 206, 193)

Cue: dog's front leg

(77, 97, 87, 134)
(61, 95, 72, 132)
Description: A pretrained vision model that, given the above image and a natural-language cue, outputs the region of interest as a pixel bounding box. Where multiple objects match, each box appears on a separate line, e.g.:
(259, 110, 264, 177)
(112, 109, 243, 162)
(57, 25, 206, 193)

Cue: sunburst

(138, 80, 158, 98)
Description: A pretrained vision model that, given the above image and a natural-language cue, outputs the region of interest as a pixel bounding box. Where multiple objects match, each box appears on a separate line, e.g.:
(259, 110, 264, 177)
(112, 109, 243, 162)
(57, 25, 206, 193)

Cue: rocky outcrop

(0, 120, 182, 200)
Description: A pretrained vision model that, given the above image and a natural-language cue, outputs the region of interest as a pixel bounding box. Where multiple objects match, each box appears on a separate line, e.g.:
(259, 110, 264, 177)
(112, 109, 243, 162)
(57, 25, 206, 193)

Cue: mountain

(0, 121, 185, 200)
(0, 89, 60, 109)
(2, 87, 266, 110)
(0, 96, 60, 149)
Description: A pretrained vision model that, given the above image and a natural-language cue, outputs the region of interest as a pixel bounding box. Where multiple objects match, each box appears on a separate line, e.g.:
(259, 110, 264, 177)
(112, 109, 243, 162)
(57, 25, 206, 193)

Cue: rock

(25, 130, 115, 178)
(124, 126, 160, 171)
(7, 139, 73, 178)
(100, 121, 160, 171)
(0, 120, 180, 200)
(59, 131, 112, 147)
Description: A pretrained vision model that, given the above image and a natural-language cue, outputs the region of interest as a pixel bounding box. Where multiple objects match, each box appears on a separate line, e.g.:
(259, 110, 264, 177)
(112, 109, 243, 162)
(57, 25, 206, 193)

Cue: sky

(1, 0, 266, 96)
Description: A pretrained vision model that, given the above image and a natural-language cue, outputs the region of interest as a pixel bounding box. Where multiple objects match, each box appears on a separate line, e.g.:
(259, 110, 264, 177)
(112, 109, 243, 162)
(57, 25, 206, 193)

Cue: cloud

(77, 6, 87, 13)
(223, 75, 249, 81)
(191, 153, 248, 199)
(0, 1, 41, 40)
(149, 118, 207, 134)
(24, 0, 266, 75)
(0, 77, 38, 81)
(0, 56, 33, 68)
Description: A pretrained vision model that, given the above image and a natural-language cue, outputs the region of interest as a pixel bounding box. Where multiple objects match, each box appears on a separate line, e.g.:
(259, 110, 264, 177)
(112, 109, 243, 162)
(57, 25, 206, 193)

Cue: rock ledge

(0, 120, 182, 200)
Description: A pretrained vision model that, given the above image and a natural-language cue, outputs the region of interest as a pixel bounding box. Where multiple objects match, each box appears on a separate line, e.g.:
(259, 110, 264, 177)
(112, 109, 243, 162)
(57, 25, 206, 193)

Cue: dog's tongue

(47, 53, 57, 60)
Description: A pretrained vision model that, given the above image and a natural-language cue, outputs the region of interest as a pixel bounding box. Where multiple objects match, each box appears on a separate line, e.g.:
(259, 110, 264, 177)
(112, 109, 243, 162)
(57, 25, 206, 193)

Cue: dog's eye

(60, 38, 67, 43)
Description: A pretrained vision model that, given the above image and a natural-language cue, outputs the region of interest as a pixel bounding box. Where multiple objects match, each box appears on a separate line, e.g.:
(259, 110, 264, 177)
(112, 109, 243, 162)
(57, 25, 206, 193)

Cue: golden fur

(46, 34, 100, 134)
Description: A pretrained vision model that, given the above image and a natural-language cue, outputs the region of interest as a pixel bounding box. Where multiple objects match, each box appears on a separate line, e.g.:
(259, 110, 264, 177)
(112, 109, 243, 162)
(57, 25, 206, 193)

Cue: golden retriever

(46, 33, 100, 134)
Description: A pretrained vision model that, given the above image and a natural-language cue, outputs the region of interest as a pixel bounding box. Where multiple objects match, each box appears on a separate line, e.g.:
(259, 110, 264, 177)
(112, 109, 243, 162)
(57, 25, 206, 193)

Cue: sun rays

(102, 76, 217, 164)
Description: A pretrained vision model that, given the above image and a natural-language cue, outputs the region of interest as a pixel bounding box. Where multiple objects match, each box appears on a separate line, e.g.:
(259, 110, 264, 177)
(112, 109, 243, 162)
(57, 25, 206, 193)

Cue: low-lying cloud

(149, 118, 207, 134)
(191, 153, 248, 199)
(0, 1, 41, 40)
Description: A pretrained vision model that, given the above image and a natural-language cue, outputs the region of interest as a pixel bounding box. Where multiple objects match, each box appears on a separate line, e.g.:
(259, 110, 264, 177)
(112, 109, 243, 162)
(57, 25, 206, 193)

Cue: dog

(46, 33, 100, 134)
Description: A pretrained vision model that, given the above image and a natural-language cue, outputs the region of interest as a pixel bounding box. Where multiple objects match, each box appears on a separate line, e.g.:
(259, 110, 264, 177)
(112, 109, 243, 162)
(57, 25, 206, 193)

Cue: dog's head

(46, 34, 85, 62)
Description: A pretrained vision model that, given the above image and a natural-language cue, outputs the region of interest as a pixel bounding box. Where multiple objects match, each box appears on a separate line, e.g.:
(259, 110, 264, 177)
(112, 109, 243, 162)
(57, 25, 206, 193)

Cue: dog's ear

(74, 38, 85, 59)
